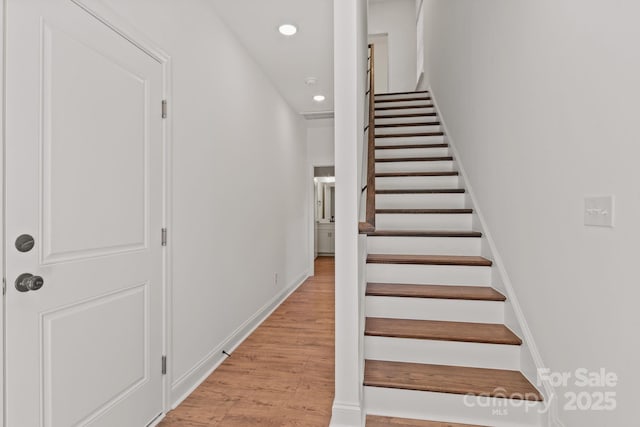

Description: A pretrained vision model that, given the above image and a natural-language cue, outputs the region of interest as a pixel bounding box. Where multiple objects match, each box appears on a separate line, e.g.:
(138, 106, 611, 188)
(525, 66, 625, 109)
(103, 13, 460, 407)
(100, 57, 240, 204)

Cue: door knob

(15, 273, 44, 293)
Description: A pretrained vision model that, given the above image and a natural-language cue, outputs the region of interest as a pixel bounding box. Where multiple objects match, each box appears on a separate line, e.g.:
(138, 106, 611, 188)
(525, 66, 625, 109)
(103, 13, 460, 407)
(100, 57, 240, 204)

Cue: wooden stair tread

(376, 189, 465, 195)
(376, 112, 437, 119)
(375, 144, 448, 150)
(376, 209, 471, 214)
(367, 254, 492, 267)
(366, 283, 505, 301)
(364, 360, 543, 401)
(376, 157, 453, 163)
(376, 105, 435, 111)
(365, 318, 521, 345)
(375, 171, 457, 177)
(376, 122, 441, 128)
(377, 132, 444, 138)
(366, 230, 482, 238)
(375, 97, 431, 103)
(376, 90, 429, 97)
(366, 415, 486, 427)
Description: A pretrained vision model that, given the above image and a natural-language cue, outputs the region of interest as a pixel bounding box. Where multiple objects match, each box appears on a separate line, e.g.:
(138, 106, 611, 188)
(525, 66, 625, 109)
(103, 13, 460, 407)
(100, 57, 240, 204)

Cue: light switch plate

(584, 195, 614, 227)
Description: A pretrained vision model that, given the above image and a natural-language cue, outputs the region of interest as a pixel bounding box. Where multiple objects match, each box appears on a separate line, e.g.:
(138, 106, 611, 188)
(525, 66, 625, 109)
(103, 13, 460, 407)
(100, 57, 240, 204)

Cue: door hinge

(2, 278, 5, 296)
(161, 100, 167, 119)
(161, 355, 167, 375)
(161, 228, 167, 246)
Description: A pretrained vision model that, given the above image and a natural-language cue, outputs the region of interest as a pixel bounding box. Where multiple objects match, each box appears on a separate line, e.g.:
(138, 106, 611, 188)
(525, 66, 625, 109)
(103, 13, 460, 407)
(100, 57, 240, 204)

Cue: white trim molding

(0, 0, 6, 424)
(330, 402, 365, 427)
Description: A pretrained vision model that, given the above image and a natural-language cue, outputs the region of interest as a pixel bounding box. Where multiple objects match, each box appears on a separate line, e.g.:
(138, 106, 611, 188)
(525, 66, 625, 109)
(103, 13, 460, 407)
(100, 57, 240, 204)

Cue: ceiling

(210, 0, 334, 117)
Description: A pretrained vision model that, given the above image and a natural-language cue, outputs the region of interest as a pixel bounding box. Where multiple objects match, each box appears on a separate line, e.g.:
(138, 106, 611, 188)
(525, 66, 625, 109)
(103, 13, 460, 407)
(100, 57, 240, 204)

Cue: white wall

(307, 118, 335, 167)
(369, 0, 417, 92)
(421, 1, 639, 425)
(101, 0, 309, 406)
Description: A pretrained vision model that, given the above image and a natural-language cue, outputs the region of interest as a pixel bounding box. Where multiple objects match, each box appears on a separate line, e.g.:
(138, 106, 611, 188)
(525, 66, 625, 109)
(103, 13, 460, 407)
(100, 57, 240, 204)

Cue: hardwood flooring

(374, 209, 472, 214)
(364, 318, 522, 345)
(365, 283, 505, 301)
(160, 257, 335, 426)
(365, 231, 482, 238)
(366, 254, 492, 267)
(364, 360, 543, 401)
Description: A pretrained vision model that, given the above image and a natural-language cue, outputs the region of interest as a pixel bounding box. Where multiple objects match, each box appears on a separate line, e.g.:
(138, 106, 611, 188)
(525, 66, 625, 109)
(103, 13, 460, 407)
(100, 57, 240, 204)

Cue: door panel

(43, 284, 148, 426)
(42, 22, 148, 263)
(5, 1, 164, 426)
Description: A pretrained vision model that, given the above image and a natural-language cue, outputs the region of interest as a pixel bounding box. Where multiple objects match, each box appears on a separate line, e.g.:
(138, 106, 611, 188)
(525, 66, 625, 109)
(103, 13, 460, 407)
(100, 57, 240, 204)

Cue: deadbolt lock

(15, 234, 35, 253)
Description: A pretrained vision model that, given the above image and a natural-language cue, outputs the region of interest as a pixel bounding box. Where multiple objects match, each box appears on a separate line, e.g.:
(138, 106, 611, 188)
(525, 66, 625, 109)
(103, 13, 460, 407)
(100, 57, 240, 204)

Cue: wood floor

(160, 257, 335, 426)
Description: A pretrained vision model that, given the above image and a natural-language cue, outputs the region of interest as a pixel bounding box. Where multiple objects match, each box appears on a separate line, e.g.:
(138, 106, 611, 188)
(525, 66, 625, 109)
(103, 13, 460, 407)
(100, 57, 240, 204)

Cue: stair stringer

(428, 87, 563, 427)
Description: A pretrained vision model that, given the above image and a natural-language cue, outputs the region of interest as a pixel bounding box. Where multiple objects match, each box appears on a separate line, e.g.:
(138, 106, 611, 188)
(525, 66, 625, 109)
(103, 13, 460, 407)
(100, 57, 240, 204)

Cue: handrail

(359, 44, 376, 233)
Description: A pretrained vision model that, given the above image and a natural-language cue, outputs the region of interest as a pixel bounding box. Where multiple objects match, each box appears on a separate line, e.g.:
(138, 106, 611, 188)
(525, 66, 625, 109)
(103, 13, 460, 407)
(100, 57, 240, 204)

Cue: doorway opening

(368, 33, 389, 93)
(313, 166, 335, 258)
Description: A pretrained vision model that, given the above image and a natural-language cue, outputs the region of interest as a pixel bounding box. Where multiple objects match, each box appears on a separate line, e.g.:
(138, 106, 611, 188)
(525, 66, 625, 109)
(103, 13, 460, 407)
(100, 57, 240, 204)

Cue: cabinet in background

(316, 223, 335, 255)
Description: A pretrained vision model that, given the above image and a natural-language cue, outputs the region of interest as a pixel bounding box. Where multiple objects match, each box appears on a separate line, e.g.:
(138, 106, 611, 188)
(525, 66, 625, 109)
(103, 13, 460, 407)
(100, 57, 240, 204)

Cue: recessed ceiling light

(278, 24, 297, 36)
(313, 95, 326, 102)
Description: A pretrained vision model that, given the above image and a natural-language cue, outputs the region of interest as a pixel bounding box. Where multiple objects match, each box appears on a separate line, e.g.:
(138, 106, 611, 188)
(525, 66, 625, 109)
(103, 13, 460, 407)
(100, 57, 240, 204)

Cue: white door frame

(1, 0, 6, 423)
(368, 33, 389, 93)
(1, 0, 175, 422)
(308, 165, 315, 276)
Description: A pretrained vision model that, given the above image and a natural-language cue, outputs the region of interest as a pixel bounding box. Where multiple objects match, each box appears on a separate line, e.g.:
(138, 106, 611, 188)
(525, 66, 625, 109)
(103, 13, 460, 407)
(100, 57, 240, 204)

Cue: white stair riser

(375, 175, 459, 190)
(375, 92, 429, 100)
(376, 125, 442, 135)
(376, 193, 465, 209)
(376, 101, 433, 109)
(376, 213, 472, 231)
(366, 296, 504, 323)
(367, 263, 492, 286)
(375, 135, 444, 145)
(364, 387, 544, 427)
(365, 336, 520, 370)
(376, 160, 454, 173)
(367, 236, 481, 256)
(376, 116, 438, 125)
(376, 107, 436, 116)
(375, 147, 450, 159)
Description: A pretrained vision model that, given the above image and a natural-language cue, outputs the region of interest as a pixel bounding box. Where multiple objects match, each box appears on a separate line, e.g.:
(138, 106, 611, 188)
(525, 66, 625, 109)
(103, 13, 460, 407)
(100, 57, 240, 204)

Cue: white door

(5, 1, 164, 426)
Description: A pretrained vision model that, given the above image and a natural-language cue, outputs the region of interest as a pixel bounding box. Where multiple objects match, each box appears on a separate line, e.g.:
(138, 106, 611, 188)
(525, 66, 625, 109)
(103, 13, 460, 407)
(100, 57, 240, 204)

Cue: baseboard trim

(428, 87, 563, 427)
(168, 271, 309, 409)
(330, 401, 365, 427)
(146, 412, 165, 427)
(415, 71, 425, 92)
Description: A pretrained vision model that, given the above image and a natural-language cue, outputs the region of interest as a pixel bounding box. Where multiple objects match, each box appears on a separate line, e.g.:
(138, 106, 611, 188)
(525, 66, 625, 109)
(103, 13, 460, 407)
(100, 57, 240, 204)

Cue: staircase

(362, 91, 544, 427)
